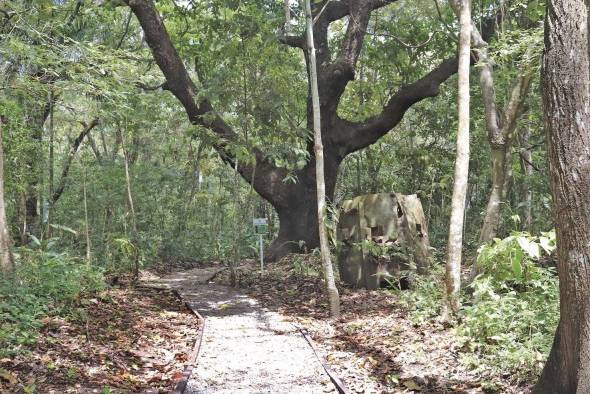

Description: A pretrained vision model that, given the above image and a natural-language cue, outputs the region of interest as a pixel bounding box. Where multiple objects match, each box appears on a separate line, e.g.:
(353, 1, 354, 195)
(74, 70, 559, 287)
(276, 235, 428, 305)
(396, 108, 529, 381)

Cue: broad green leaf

(517, 236, 540, 259)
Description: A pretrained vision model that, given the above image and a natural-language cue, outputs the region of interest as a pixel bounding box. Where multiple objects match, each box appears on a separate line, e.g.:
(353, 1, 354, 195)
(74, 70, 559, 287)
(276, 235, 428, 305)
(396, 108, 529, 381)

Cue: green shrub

(393, 231, 559, 382)
(458, 269, 558, 380)
(459, 230, 558, 381)
(475, 230, 556, 284)
(0, 247, 104, 356)
(394, 264, 445, 324)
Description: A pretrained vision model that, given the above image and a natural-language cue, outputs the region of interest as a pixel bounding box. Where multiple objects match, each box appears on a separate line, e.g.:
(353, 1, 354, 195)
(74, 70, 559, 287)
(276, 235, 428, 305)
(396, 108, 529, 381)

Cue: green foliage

(458, 269, 558, 380)
(476, 230, 556, 283)
(395, 230, 558, 381)
(394, 264, 445, 324)
(0, 248, 104, 356)
(457, 231, 558, 380)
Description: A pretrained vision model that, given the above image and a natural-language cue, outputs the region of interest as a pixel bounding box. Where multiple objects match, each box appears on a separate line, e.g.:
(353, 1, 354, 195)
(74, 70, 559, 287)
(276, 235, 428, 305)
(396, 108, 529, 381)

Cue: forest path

(140, 267, 337, 394)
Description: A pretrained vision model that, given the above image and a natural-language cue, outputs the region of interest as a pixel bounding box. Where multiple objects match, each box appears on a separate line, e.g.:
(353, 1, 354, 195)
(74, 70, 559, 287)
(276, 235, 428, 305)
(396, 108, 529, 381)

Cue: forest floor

(212, 256, 533, 394)
(0, 258, 534, 394)
(0, 281, 199, 394)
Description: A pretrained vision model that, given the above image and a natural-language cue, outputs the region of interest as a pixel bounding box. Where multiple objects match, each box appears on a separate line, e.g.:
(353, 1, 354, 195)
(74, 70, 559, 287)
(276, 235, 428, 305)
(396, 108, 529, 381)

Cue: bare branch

(52, 118, 100, 204)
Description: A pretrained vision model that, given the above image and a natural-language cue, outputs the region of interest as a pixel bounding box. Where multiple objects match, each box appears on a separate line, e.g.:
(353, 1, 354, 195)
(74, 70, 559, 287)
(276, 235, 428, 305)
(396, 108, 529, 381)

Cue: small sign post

(253, 218, 268, 274)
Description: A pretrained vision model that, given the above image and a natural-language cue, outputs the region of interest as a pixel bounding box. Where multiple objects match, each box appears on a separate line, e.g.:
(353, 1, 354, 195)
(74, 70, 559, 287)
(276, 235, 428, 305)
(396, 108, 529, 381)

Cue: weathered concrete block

(336, 193, 431, 289)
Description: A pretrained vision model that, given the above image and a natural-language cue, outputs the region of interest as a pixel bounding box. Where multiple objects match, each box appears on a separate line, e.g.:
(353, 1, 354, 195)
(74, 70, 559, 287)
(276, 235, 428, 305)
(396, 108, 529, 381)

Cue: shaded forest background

(0, 0, 565, 391)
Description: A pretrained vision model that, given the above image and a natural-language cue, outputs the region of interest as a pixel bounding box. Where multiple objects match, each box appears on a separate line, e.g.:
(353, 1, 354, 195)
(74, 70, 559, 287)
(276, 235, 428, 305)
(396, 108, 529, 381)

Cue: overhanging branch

(336, 57, 459, 154)
(123, 0, 290, 204)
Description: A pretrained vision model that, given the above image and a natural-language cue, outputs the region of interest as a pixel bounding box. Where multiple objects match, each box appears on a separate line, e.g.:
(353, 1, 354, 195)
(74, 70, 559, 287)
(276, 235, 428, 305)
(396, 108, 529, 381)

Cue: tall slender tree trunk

(479, 146, 506, 241)
(283, 0, 290, 32)
(46, 90, 55, 239)
(444, 0, 471, 316)
(518, 127, 534, 230)
(534, 0, 590, 392)
(121, 132, 137, 236)
(230, 160, 240, 286)
(479, 75, 532, 242)
(82, 163, 91, 263)
(0, 117, 13, 273)
(303, 0, 340, 318)
(120, 129, 139, 278)
(23, 99, 52, 243)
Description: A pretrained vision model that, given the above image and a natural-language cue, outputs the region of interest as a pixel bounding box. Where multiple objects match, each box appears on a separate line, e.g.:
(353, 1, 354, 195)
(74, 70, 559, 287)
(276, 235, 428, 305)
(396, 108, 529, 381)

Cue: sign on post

(253, 218, 268, 274)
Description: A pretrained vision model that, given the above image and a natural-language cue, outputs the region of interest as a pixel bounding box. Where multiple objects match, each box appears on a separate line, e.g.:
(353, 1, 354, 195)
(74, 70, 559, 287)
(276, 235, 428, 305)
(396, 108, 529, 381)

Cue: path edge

(296, 325, 351, 394)
(170, 289, 206, 394)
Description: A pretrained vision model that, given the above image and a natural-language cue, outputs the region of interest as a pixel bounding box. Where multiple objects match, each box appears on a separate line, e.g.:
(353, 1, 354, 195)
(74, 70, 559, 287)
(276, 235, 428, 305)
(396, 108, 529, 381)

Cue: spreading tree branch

(52, 118, 99, 204)
(123, 0, 289, 204)
(336, 57, 459, 154)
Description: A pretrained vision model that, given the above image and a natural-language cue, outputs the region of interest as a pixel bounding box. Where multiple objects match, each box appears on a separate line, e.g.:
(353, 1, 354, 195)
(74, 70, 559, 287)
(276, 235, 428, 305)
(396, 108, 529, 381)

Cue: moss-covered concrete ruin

(336, 193, 431, 289)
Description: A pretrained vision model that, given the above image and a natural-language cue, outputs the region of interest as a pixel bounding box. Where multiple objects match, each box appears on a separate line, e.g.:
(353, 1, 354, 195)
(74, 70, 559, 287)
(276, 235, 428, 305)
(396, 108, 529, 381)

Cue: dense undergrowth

(0, 246, 104, 357)
(396, 230, 559, 384)
(1, 229, 559, 389)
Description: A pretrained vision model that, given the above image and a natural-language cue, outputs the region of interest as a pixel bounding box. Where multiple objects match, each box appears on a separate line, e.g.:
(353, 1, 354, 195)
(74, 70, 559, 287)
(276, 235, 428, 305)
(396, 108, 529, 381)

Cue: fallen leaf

(0, 368, 17, 385)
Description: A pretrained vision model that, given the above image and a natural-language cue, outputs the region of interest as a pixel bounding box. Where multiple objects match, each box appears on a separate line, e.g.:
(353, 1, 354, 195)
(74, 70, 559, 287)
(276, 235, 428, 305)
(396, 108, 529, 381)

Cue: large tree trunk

(268, 154, 340, 259)
(444, 0, 471, 316)
(534, 0, 590, 391)
(0, 117, 13, 273)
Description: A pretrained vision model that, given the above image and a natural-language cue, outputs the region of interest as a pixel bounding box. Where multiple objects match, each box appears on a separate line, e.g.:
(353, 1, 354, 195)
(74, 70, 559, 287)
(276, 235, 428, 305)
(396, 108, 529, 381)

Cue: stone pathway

(140, 267, 337, 394)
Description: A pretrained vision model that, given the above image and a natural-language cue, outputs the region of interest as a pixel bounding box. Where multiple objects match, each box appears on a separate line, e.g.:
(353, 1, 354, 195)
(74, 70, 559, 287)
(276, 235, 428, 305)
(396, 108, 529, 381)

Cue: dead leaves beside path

(215, 255, 532, 394)
(0, 286, 199, 393)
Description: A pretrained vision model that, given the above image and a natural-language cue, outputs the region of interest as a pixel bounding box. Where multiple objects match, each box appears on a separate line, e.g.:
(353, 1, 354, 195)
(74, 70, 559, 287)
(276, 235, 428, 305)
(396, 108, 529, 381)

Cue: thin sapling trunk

(444, 0, 471, 317)
(303, 0, 340, 318)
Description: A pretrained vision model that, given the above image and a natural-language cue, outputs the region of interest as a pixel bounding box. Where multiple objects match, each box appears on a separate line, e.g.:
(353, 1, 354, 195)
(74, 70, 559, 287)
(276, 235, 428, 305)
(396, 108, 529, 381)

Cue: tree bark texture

(303, 0, 340, 318)
(478, 74, 532, 242)
(0, 117, 13, 273)
(125, 0, 488, 259)
(518, 127, 534, 230)
(534, 0, 590, 392)
(445, 0, 471, 315)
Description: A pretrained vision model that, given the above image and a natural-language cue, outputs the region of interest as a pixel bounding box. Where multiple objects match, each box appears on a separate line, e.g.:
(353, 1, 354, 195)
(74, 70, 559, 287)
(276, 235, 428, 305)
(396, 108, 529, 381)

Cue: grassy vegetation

(0, 246, 104, 357)
(395, 231, 559, 383)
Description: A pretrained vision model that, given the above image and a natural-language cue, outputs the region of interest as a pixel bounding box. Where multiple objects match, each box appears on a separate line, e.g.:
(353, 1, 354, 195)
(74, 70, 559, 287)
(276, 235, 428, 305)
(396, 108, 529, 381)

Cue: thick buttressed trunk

(534, 0, 590, 392)
(268, 153, 340, 260)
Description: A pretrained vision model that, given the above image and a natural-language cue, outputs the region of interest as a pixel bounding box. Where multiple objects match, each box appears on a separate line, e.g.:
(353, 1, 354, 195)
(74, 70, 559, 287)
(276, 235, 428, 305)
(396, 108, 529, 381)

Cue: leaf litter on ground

(0, 283, 199, 394)
(214, 254, 534, 394)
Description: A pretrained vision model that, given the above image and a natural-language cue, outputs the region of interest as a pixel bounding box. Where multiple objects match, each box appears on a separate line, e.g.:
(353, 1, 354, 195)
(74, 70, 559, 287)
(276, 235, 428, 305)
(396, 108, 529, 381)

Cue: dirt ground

(0, 285, 199, 394)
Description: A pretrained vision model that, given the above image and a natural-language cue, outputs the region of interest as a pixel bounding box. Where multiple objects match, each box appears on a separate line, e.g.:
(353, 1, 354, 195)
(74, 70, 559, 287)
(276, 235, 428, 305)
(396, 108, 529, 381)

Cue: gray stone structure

(336, 193, 431, 289)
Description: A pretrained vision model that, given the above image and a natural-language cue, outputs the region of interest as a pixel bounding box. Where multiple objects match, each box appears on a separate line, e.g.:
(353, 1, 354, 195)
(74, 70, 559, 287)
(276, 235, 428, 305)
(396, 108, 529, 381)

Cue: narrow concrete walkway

(141, 268, 336, 394)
